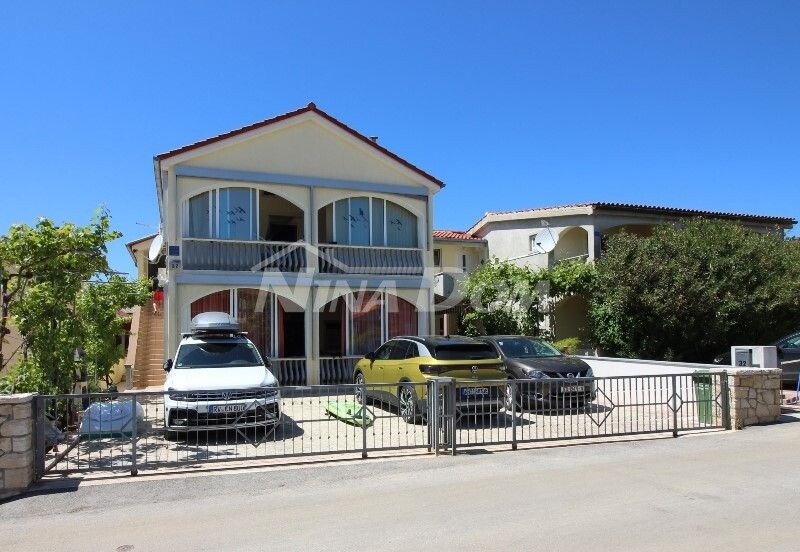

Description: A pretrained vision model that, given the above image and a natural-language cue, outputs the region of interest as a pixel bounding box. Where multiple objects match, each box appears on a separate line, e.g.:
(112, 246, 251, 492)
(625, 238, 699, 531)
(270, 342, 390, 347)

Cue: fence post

(446, 378, 457, 456)
(130, 394, 138, 476)
(361, 382, 368, 459)
(511, 382, 517, 451)
(671, 375, 679, 438)
(720, 371, 731, 430)
(428, 379, 438, 455)
(34, 395, 46, 481)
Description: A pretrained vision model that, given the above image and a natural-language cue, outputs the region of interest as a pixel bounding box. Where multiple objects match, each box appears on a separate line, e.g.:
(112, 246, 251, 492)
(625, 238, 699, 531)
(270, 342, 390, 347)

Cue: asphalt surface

(2, 411, 799, 552)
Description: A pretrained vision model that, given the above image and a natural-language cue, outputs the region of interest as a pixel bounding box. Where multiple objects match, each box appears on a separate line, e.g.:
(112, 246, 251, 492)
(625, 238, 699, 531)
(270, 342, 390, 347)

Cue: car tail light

(420, 364, 449, 375)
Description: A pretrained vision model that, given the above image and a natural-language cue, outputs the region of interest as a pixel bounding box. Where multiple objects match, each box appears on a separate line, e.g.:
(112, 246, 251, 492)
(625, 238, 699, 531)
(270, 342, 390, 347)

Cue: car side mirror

(163, 359, 173, 372)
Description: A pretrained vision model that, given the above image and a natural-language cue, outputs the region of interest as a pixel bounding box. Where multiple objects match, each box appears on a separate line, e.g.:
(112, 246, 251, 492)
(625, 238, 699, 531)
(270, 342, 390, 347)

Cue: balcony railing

(318, 244, 424, 276)
(319, 356, 362, 385)
(269, 358, 307, 386)
(182, 239, 307, 272)
(181, 239, 425, 276)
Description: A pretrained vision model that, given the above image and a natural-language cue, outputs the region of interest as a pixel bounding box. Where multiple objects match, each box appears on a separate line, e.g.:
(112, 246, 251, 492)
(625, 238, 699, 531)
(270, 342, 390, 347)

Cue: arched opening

(183, 187, 305, 242)
(317, 197, 418, 247)
(317, 291, 419, 384)
(553, 227, 589, 263)
(189, 288, 305, 360)
(317, 292, 418, 356)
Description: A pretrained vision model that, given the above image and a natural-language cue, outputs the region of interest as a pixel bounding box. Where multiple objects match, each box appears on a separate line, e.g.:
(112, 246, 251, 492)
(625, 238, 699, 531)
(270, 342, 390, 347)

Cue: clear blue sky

(1, 1, 798, 274)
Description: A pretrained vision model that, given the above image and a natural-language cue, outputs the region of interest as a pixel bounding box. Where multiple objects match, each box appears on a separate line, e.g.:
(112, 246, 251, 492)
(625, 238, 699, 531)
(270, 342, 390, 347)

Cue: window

(433, 249, 441, 267)
(433, 343, 497, 361)
(529, 234, 538, 252)
(175, 342, 262, 369)
(321, 197, 417, 248)
(187, 193, 211, 238)
(219, 188, 256, 240)
(495, 337, 561, 359)
(185, 187, 259, 240)
(351, 291, 383, 355)
(374, 341, 395, 360)
(389, 340, 410, 360)
(461, 254, 468, 272)
(386, 202, 417, 247)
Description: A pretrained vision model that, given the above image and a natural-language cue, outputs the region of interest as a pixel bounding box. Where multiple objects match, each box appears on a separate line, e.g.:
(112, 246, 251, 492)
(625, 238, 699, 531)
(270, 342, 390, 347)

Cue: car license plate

(561, 385, 584, 394)
(209, 404, 246, 414)
(461, 387, 490, 398)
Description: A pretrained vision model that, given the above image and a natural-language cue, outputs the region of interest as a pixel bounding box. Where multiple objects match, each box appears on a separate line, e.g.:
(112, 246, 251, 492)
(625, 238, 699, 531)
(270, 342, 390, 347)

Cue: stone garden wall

(0, 393, 35, 497)
(727, 368, 782, 429)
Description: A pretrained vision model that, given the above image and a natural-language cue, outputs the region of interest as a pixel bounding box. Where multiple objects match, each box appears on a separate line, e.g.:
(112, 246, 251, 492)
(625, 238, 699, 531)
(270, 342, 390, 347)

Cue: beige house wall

(156, 110, 439, 369)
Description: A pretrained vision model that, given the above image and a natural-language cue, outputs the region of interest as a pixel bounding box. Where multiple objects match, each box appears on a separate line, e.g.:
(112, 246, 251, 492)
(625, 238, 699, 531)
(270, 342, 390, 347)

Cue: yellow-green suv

(352, 335, 506, 422)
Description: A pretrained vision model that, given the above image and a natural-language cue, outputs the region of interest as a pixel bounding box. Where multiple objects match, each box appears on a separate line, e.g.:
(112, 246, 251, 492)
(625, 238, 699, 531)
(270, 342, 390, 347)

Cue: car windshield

(433, 343, 498, 360)
(175, 342, 262, 369)
(495, 338, 562, 358)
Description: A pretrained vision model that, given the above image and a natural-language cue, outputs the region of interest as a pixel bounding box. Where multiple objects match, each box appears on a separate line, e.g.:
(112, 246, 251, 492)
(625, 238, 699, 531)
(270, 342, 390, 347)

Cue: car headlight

(167, 388, 187, 401)
(525, 369, 548, 379)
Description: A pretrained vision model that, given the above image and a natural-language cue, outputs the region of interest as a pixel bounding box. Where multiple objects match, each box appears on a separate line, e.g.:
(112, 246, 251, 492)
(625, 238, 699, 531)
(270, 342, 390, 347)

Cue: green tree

(460, 258, 545, 336)
(589, 220, 800, 362)
(459, 258, 598, 339)
(0, 210, 150, 394)
(76, 276, 151, 390)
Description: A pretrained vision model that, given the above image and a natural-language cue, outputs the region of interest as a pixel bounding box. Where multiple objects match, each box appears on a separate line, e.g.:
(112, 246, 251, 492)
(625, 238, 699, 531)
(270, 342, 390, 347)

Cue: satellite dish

(148, 234, 165, 263)
(532, 227, 558, 254)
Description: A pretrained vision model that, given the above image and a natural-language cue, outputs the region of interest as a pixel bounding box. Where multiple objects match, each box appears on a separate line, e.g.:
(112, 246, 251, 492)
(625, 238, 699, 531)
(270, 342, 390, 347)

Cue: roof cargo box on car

(190, 312, 240, 334)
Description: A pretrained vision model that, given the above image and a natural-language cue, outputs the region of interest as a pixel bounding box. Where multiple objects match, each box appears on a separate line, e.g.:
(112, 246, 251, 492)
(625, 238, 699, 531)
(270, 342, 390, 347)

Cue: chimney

(369, 136, 379, 143)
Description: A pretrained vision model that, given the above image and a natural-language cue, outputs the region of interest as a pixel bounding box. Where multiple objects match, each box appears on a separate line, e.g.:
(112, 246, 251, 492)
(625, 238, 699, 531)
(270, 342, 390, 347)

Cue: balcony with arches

(179, 186, 425, 276)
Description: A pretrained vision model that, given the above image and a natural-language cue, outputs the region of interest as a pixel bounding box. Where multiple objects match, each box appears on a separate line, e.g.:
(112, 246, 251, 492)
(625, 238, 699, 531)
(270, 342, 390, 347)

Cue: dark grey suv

(479, 336, 596, 410)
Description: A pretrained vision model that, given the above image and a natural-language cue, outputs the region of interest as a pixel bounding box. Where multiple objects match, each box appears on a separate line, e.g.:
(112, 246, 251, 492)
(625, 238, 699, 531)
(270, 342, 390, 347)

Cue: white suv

(163, 312, 281, 433)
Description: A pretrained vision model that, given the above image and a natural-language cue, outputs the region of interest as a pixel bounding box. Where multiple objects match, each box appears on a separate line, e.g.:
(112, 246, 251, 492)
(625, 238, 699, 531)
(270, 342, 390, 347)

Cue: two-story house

(431, 230, 488, 335)
(142, 103, 443, 387)
(467, 202, 796, 348)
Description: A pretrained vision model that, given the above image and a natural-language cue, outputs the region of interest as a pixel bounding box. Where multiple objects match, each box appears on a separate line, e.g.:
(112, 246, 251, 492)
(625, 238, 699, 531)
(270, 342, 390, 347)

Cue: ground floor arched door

(190, 288, 304, 360)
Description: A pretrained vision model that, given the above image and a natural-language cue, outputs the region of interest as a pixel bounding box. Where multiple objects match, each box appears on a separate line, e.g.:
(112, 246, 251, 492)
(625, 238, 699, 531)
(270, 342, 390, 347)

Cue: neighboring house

(431, 230, 488, 335)
(150, 103, 443, 386)
(468, 202, 797, 347)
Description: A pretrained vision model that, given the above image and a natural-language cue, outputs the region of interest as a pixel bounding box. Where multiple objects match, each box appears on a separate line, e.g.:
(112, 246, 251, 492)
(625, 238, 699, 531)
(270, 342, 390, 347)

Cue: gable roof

(469, 202, 797, 234)
(433, 230, 485, 241)
(154, 102, 444, 188)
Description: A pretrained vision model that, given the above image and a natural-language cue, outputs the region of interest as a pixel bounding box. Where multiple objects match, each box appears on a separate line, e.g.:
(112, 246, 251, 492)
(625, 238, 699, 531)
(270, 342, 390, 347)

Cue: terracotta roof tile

(433, 230, 484, 240)
(474, 202, 795, 227)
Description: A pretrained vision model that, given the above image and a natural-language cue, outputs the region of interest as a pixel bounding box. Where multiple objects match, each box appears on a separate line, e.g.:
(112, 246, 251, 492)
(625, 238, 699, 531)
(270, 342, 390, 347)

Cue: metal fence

(438, 372, 729, 453)
(33, 372, 729, 479)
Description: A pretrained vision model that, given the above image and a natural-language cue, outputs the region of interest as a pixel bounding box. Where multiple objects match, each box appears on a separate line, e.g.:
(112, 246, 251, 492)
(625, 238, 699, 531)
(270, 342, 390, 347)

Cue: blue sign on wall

(168, 245, 180, 257)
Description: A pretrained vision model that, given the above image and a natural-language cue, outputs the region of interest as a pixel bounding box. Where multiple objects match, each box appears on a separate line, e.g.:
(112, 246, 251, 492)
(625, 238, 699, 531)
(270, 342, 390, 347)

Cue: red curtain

(236, 288, 272, 360)
(190, 290, 231, 318)
(388, 295, 418, 338)
(351, 291, 382, 355)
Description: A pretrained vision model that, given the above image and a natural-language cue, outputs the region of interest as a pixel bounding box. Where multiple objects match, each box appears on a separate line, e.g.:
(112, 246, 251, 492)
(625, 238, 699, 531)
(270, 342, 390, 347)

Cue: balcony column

(306, 186, 316, 277)
(306, 285, 320, 384)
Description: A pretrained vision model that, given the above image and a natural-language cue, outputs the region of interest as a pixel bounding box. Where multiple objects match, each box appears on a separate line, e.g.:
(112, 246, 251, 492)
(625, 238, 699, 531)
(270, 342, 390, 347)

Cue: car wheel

(354, 372, 366, 404)
(398, 385, 419, 424)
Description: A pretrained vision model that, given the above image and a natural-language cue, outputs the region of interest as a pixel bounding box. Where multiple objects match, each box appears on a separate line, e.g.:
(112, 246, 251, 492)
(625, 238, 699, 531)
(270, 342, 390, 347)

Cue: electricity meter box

(729, 346, 778, 369)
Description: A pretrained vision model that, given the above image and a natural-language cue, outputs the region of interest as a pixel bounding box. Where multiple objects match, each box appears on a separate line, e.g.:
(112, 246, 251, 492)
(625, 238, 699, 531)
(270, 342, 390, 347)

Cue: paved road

(3, 413, 799, 551)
